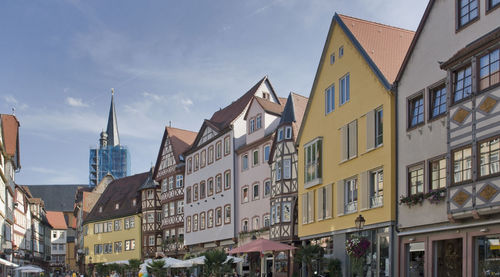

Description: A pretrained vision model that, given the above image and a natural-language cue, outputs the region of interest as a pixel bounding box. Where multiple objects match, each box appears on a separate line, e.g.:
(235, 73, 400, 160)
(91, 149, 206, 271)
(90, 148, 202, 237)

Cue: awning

(103, 260, 129, 265)
(14, 265, 44, 273)
(0, 258, 19, 267)
(228, 238, 296, 254)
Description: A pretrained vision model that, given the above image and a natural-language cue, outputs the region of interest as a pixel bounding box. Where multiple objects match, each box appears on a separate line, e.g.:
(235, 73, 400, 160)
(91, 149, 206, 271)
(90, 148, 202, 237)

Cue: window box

(424, 188, 447, 204)
(399, 193, 425, 207)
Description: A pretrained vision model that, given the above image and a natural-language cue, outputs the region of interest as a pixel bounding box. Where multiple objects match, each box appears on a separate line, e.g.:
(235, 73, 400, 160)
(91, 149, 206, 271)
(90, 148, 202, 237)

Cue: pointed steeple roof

(106, 88, 120, 146)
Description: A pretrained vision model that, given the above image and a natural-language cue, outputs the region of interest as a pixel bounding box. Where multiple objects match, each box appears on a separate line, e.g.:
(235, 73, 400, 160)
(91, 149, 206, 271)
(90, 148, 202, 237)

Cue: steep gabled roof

(46, 211, 68, 230)
(1, 114, 20, 166)
(152, 126, 197, 179)
(28, 185, 84, 212)
(84, 172, 149, 224)
(244, 96, 285, 120)
(338, 14, 414, 85)
(296, 13, 414, 145)
(189, 76, 277, 150)
(139, 168, 159, 190)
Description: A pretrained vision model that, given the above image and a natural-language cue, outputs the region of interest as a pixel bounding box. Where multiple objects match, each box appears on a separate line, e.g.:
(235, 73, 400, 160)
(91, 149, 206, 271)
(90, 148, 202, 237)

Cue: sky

(0, 0, 428, 185)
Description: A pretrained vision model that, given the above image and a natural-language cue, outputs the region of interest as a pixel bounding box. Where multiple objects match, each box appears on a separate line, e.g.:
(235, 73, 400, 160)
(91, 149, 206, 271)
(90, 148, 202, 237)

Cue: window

(252, 217, 260, 230)
(479, 137, 500, 177)
(94, 244, 103, 254)
(282, 202, 292, 222)
(187, 158, 192, 174)
(339, 46, 344, 57)
(208, 146, 214, 164)
(283, 158, 291, 179)
(344, 178, 358, 214)
(208, 178, 214, 196)
(409, 164, 424, 195)
(264, 180, 271, 197)
(216, 141, 222, 160)
(430, 85, 447, 118)
(176, 175, 183, 188)
(330, 53, 335, 65)
(325, 85, 335, 114)
(341, 120, 357, 160)
(305, 139, 322, 184)
(285, 126, 292, 139)
(193, 214, 198, 231)
(375, 108, 383, 146)
(253, 150, 259, 166)
(242, 154, 249, 171)
(253, 183, 259, 200)
(242, 219, 249, 232)
(163, 205, 169, 217)
(430, 158, 446, 190)
(276, 160, 282, 181)
(207, 210, 214, 228)
(114, 220, 121, 231)
(409, 94, 424, 127)
(194, 154, 199, 171)
(250, 118, 255, 133)
(453, 146, 472, 183)
(104, 243, 112, 254)
(224, 170, 231, 190)
(201, 150, 206, 168)
(370, 170, 384, 208)
(129, 217, 135, 228)
(475, 235, 500, 276)
(186, 187, 192, 203)
(224, 136, 231, 155)
(215, 207, 222, 226)
(242, 187, 249, 203)
(115, 203, 119, 210)
(177, 200, 184, 214)
(453, 65, 472, 103)
(264, 145, 271, 162)
(149, 235, 155, 246)
(216, 174, 222, 193)
(169, 202, 175, 216)
(256, 115, 262, 129)
(161, 179, 167, 193)
(301, 191, 314, 224)
(193, 184, 199, 201)
(224, 205, 231, 224)
(339, 73, 350, 105)
(277, 128, 284, 142)
(200, 212, 206, 230)
(186, 216, 191, 233)
(200, 181, 206, 199)
(457, 0, 478, 28)
(263, 215, 270, 227)
(124, 218, 130, 229)
(479, 48, 499, 91)
(487, 0, 500, 10)
(147, 212, 155, 223)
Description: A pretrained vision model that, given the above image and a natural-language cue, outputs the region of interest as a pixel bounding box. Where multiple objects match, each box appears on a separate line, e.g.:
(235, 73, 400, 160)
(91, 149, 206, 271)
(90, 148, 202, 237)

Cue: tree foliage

(147, 260, 166, 277)
(294, 244, 324, 277)
(203, 249, 232, 277)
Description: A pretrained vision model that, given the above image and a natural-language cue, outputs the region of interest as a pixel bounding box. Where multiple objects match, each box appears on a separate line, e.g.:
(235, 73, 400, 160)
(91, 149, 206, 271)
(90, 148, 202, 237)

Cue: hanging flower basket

(345, 237, 370, 258)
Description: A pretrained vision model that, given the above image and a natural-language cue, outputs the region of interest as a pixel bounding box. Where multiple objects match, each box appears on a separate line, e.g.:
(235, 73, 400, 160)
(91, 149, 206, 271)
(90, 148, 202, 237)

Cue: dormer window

(132, 199, 136, 206)
(256, 115, 262, 129)
(115, 203, 119, 210)
(250, 118, 255, 133)
(263, 92, 270, 100)
(285, 126, 292, 139)
(277, 128, 284, 142)
(99, 206, 103, 213)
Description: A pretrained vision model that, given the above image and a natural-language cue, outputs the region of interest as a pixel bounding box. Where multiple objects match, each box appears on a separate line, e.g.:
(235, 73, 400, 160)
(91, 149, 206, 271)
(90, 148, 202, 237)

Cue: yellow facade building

(83, 172, 150, 265)
(296, 14, 413, 276)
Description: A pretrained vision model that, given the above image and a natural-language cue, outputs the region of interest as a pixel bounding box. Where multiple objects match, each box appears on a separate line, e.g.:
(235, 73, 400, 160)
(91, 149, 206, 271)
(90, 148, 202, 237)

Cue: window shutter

(308, 191, 314, 223)
(337, 180, 345, 216)
(340, 125, 348, 161)
(360, 171, 370, 210)
(326, 183, 332, 219)
(366, 110, 375, 151)
(302, 194, 308, 224)
(349, 120, 358, 158)
(317, 188, 324, 220)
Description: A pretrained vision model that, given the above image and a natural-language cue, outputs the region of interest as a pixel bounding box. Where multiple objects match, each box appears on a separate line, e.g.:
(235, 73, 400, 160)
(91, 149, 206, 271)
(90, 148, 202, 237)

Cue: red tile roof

(46, 211, 68, 229)
(1, 114, 20, 157)
(338, 14, 415, 84)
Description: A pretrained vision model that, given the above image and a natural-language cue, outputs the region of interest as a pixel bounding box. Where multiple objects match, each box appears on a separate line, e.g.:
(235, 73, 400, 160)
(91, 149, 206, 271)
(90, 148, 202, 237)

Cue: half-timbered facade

(236, 96, 285, 247)
(139, 169, 162, 258)
(184, 76, 281, 254)
(153, 126, 196, 258)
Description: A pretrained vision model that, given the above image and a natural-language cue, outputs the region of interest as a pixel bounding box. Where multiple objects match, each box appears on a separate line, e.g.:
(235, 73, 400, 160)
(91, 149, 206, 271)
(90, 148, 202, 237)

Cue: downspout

(392, 81, 399, 277)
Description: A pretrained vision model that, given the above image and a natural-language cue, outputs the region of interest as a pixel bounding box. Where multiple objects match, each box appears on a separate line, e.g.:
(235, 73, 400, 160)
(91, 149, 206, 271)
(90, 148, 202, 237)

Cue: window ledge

(339, 156, 357, 165)
(304, 178, 322, 189)
(364, 144, 383, 155)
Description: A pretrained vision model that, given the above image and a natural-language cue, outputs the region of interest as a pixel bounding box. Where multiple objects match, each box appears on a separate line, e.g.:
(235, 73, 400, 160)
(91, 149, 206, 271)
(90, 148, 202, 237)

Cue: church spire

(106, 88, 120, 146)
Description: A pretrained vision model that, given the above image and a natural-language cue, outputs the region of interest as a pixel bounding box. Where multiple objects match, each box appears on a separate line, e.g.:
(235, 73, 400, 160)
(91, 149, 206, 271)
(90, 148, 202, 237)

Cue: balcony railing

(370, 196, 383, 208)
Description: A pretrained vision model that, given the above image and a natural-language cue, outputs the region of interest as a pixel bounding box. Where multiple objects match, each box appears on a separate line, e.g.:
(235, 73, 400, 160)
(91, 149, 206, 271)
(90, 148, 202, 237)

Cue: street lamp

(354, 215, 365, 231)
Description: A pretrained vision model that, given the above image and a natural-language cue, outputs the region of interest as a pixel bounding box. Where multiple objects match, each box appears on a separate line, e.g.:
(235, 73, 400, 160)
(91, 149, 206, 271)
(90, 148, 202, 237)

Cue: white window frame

(242, 154, 249, 171)
(304, 138, 322, 187)
(325, 84, 335, 114)
(370, 169, 383, 208)
(285, 126, 292, 139)
(375, 107, 383, 147)
(283, 158, 291, 179)
(339, 73, 350, 105)
(277, 128, 284, 141)
(344, 178, 358, 214)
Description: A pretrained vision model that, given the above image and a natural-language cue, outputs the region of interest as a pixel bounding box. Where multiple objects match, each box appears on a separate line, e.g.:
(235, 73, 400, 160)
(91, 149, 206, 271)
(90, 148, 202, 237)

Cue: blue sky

(0, 0, 427, 185)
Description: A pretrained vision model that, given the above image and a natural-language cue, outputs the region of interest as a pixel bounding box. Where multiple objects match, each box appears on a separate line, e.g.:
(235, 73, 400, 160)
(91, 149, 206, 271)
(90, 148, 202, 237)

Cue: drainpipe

(392, 82, 399, 277)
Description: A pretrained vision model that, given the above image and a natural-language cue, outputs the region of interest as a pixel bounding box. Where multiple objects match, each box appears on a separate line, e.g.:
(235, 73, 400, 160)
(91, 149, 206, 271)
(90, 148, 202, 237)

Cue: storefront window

(407, 242, 424, 277)
(434, 238, 462, 277)
(275, 251, 288, 274)
(347, 228, 390, 277)
(475, 235, 500, 276)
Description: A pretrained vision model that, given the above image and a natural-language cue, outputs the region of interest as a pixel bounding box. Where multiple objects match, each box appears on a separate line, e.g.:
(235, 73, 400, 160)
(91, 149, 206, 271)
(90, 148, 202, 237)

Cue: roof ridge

(166, 126, 197, 133)
(338, 13, 415, 33)
(289, 92, 308, 99)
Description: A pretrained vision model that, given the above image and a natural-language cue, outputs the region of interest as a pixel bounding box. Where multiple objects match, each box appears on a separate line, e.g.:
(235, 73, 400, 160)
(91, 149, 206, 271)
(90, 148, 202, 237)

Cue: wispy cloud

(29, 166, 81, 183)
(66, 97, 89, 107)
(4, 95, 17, 104)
